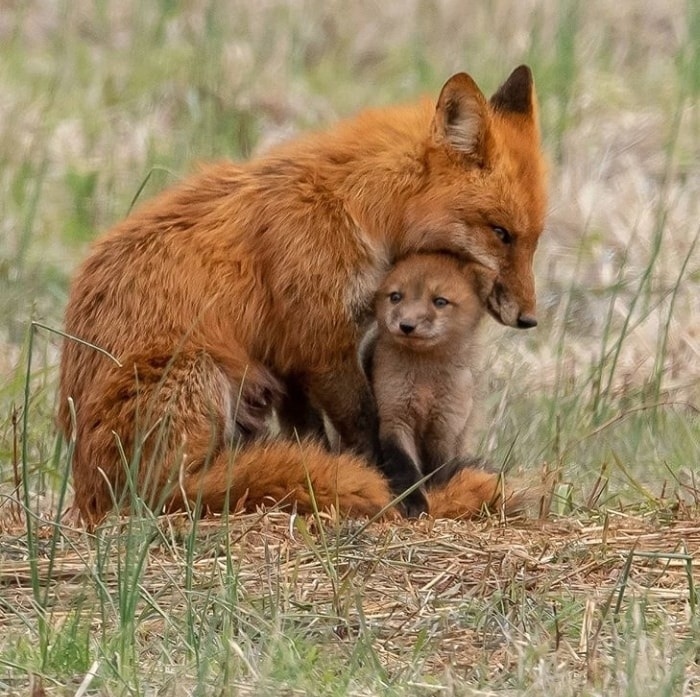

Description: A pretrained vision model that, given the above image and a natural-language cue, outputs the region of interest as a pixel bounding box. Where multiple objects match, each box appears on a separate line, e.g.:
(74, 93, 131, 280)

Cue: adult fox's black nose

(399, 322, 415, 335)
(517, 313, 538, 329)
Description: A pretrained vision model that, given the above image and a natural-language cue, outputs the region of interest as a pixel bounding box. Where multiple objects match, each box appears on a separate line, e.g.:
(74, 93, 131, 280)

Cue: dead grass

(1, 1, 699, 693)
(3, 503, 700, 693)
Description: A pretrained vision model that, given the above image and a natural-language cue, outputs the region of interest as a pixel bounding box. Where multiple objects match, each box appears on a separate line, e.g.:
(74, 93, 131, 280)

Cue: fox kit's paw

(385, 465, 429, 518)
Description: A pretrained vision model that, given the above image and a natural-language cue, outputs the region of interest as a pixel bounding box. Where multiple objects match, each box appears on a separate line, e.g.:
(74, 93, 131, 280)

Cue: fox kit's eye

(492, 226, 513, 245)
(433, 297, 449, 308)
(389, 291, 402, 303)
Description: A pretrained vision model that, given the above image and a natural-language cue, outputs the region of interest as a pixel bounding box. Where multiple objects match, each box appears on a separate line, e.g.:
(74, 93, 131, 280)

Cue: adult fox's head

(404, 66, 547, 329)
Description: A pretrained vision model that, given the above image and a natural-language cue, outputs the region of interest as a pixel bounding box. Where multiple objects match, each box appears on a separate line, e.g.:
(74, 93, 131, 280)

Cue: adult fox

(58, 66, 547, 525)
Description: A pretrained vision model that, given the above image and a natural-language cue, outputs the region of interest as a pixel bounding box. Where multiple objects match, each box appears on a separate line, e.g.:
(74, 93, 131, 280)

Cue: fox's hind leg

(70, 341, 281, 525)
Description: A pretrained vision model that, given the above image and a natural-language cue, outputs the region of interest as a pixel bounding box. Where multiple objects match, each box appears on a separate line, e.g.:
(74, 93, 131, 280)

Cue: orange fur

(180, 443, 530, 521)
(195, 440, 397, 518)
(58, 66, 547, 524)
(427, 467, 530, 519)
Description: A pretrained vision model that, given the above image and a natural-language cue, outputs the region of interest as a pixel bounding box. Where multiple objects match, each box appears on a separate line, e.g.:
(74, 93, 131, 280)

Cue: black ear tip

(509, 65, 534, 94)
(490, 65, 534, 115)
(512, 65, 533, 82)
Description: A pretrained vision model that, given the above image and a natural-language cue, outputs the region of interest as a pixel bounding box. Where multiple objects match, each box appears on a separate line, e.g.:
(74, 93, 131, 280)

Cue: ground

(0, 1, 698, 694)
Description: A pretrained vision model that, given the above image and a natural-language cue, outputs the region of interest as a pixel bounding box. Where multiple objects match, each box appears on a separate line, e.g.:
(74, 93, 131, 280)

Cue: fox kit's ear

(490, 65, 536, 118)
(432, 73, 489, 164)
(459, 262, 497, 302)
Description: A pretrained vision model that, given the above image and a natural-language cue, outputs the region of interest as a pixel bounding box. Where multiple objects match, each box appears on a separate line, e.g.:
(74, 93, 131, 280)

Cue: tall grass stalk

(1, 1, 699, 694)
(18, 322, 48, 667)
(651, 223, 700, 401)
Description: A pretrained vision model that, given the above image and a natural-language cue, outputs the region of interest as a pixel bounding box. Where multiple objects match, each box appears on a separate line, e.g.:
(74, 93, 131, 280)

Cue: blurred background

(1, 0, 698, 509)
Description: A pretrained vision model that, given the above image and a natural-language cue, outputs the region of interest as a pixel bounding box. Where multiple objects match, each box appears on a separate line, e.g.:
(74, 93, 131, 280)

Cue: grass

(1, 0, 699, 694)
(5, 511, 700, 695)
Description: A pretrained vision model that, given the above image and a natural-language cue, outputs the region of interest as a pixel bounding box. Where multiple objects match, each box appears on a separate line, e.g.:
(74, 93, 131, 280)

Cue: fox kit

(363, 252, 496, 516)
(59, 66, 547, 525)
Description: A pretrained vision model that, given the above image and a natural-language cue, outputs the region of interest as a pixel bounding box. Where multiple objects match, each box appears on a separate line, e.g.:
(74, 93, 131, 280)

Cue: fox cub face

(375, 253, 492, 352)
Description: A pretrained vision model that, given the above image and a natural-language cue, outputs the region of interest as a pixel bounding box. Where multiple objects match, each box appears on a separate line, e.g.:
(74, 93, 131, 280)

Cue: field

(1, 1, 699, 694)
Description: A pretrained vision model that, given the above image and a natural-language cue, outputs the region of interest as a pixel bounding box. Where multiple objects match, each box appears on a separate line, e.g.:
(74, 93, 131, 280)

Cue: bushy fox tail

(168, 439, 397, 519)
(427, 466, 536, 519)
(170, 439, 535, 521)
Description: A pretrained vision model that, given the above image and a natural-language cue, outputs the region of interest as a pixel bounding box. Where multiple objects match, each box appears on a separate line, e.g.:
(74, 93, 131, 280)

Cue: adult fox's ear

(490, 65, 536, 118)
(431, 73, 490, 165)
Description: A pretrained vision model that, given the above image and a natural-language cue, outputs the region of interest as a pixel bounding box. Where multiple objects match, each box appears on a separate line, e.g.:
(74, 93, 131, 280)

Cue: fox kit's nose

(517, 313, 538, 329)
(399, 322, 416, 335)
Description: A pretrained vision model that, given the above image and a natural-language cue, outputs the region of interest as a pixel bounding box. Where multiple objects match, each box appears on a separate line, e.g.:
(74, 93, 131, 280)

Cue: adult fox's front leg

(306, 355, 381, 463)
(276, 374, 329, 446)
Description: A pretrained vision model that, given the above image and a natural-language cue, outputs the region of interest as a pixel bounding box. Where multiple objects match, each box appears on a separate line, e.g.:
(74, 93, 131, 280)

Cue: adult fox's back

(59, 67, 547, 524)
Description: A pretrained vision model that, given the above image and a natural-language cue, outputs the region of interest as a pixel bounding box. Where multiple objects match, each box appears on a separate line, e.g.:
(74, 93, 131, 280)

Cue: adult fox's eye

(389, 292, 402, 303)
(492, 226, 513, 244)
(433, 297, 448, 308)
